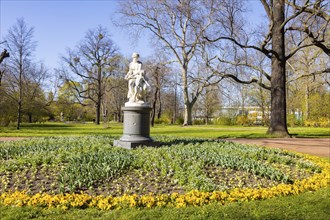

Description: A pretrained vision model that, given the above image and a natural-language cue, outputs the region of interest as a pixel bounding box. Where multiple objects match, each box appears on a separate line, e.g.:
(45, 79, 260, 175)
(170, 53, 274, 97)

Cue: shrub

(236, 115, 252, 126)
(175, 117, 184, 125)
(193, 119, 205, 125)
(214, 116, 235, 126)
(155, 113, 172, 125)
(155, 117, 171, 125)
(304, 118, 330, 127)
(287, 114, 303, 127)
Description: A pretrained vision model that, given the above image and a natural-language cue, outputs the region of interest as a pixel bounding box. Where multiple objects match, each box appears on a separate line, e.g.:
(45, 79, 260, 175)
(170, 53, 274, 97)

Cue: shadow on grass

(20, 123, 73, 128)
(291, 133, 330, 138)
(157, 137, 225, 148)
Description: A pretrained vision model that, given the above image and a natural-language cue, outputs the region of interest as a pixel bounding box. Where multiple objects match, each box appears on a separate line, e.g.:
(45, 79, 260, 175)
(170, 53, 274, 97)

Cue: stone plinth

(114, 105, 159, 149)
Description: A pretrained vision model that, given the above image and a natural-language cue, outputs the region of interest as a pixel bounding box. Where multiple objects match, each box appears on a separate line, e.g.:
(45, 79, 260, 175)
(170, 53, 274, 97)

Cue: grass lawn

(0, 122, 329, 138)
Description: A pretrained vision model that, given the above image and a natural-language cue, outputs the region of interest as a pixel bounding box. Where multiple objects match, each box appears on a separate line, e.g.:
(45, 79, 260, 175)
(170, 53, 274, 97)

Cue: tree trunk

(117, 111, 121, 123)
(151, 87, 158, 127)
(0, 70, 3, 87)
(157, 88, 162, 120)
(304, 87, 309, 120)
(103, 113, 107, 124)
(95, 103, 101, 124)
(28, 113, 32, 123)
(267, 0, 290, 137)
(182, 65, 193, 126)
(258, 85, 265, 125)
(173, 80, 177, 124)
(95, 67, 102, 125)
(17, 59, 23, 130)
(183, 103, 193, 126)
(17, 100, 22, 130)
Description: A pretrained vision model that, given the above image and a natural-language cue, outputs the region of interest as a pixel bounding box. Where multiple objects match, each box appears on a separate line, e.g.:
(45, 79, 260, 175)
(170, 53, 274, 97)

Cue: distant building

(192, 106, 271, 125)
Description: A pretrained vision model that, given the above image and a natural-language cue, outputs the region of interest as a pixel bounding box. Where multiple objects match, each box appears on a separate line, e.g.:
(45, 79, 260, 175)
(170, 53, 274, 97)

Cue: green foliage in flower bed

(0, 136, 321, 196)
(59, 147, 134, 192)
(0, 137, 113, 172)
(134, 140, 291, 192)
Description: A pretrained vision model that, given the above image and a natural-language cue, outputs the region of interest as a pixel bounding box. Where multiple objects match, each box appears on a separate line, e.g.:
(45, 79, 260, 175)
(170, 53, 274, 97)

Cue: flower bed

(0, 136, 329, 210)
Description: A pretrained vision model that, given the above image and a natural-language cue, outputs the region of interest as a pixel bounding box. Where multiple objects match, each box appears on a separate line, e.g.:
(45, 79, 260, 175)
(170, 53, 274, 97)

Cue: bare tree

(23, 62, 49, 123)
(4, 18, 36, 129)
(205, 0, 329, 136)
(104, 76, 127, 122)
(62, 26, 119, 124)
(143, 54, 172, 127)
(287, 46, 329, 121)
(117, 0, 233, 125)
(197, 85, 221, 124)
(148, 64, 162, 127)
(102, 58, 128, 123)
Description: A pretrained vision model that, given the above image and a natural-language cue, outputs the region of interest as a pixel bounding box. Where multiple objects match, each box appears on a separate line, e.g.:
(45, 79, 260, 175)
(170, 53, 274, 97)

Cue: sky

(1, 0, 266, 71)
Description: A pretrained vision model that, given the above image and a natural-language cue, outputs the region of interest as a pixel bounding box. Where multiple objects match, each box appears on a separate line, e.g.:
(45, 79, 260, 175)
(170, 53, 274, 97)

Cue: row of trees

(1, 0, 329, 137)
(0, 19, 179, 128)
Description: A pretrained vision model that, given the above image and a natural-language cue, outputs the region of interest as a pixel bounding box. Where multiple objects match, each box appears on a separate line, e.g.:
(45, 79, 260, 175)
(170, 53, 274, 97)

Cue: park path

(0, 137, 329, 158)
(226, 138, 330, 158)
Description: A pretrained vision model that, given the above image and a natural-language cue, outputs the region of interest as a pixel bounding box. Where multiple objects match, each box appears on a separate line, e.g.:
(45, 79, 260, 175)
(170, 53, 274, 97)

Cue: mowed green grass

(0, 122, 329, 138)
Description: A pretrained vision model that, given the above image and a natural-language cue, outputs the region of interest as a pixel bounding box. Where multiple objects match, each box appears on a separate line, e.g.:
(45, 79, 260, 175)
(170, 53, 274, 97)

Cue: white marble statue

(125, 53, 150, 104)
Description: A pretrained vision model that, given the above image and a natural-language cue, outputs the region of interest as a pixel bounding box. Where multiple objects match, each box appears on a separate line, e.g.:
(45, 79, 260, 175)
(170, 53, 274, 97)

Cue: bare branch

(217, 57, 272, 81)
(204, 36, 273, 58)
(286, 25, 330, 56)
(0, 49, 10, 64)
(260, 0, 272, 19)
(286, 0, 330, 20)
(222, 74, 271, 90)
(280, 0, 312, 30)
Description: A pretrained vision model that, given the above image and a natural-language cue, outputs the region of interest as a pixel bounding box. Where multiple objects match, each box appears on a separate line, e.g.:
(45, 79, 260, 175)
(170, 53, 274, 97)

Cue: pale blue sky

(1, 0, 265, 70)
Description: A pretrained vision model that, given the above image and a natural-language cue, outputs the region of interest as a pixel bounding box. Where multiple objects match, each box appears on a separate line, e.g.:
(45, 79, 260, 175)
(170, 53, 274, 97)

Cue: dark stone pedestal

(114, 105, 159, 149)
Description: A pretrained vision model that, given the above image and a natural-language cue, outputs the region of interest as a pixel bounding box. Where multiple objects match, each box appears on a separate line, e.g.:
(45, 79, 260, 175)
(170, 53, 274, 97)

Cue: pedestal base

(113, 140, 159, 149)
(114, 105, 159, 149)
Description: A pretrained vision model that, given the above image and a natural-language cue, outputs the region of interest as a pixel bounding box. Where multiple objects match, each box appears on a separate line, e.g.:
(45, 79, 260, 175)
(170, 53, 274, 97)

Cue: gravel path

(226, 138, 330, 158)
